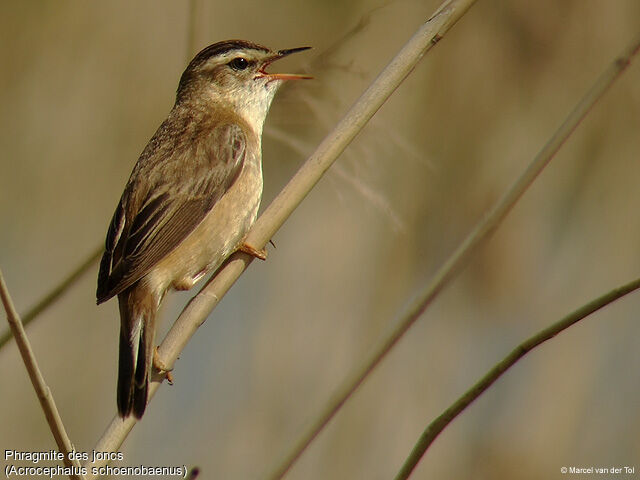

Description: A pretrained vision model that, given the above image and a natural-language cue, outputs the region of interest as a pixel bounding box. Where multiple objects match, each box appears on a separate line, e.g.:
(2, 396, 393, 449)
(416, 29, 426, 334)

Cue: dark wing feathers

(97, 201, 125, 300)
(125, 193, 172, 258)
(97, 122, 247, 304)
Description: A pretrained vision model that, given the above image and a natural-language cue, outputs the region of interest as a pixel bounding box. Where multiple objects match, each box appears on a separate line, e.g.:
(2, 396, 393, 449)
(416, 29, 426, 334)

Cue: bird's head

(176, 40, 311, 133)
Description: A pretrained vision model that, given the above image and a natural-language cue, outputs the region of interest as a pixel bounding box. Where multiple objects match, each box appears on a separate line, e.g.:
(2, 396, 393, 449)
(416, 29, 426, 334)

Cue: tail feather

(117, 287, 156, 419)
(117, 325, 135, 416)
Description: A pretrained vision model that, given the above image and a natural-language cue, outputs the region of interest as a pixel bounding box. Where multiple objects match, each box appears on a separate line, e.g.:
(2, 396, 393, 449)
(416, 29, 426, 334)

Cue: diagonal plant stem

(394, 276, 640, 480)
(0, 245, 102, 351)
(83, 0, 477, 476)
(0, 268, 84, 480)
(264, 33, 640, 480)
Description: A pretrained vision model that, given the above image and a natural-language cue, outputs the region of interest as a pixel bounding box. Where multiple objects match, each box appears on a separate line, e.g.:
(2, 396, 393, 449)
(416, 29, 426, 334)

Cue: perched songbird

(97, 40, 310, 418)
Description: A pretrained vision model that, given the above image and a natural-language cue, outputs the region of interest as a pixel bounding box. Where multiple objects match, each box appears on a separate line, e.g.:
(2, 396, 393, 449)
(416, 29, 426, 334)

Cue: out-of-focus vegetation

(1, 1, 639, 478)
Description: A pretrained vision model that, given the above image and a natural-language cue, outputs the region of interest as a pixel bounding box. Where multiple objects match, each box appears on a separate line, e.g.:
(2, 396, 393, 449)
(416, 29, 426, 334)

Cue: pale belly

(143, 157, 263, 294)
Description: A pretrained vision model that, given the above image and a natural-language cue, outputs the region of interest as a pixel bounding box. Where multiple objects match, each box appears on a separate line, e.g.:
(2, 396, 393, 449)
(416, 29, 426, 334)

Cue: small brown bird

(97, 40, 310, 418)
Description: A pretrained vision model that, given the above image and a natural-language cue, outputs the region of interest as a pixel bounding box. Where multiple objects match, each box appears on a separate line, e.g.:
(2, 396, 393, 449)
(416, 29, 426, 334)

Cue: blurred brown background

(1, 1, 639, 479)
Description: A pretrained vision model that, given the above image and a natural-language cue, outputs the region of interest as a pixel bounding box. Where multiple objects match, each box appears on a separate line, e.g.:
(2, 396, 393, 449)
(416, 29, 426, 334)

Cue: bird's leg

(154, 347, 174, 385)
(238, 242, 267, 260)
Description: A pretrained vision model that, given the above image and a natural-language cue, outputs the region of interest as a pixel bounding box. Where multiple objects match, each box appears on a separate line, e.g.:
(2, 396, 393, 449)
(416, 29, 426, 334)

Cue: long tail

(117, 286, 157, 418)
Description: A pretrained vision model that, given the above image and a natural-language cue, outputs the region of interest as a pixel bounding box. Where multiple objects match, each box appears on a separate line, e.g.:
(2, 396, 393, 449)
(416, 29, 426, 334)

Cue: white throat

(230, 79, 282, 137)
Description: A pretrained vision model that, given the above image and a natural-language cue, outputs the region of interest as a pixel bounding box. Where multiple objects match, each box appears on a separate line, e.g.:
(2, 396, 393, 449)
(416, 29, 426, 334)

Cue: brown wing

(97, 122, 247, 304)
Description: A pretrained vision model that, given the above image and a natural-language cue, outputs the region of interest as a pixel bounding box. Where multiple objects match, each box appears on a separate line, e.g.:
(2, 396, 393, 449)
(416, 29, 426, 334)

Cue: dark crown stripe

(189, 40, 269, 68)
(176, 40, 270, 101)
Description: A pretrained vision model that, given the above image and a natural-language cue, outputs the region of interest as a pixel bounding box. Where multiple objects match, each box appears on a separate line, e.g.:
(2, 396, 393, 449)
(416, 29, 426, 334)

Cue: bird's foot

(238, 242, 267, 260)
(154, 347, 174, 385)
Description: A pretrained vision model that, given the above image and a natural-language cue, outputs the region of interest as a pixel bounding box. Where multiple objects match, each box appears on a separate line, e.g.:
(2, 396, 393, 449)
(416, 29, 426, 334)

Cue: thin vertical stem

(0, 268, 84, 480)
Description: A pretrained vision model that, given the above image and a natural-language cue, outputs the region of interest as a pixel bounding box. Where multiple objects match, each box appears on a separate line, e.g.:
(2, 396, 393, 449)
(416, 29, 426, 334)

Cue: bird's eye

(229, 57, 249, 71)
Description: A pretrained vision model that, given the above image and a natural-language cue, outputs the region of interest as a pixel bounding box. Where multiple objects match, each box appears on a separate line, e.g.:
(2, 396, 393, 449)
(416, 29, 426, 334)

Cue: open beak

(260, 46, 313, 81)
